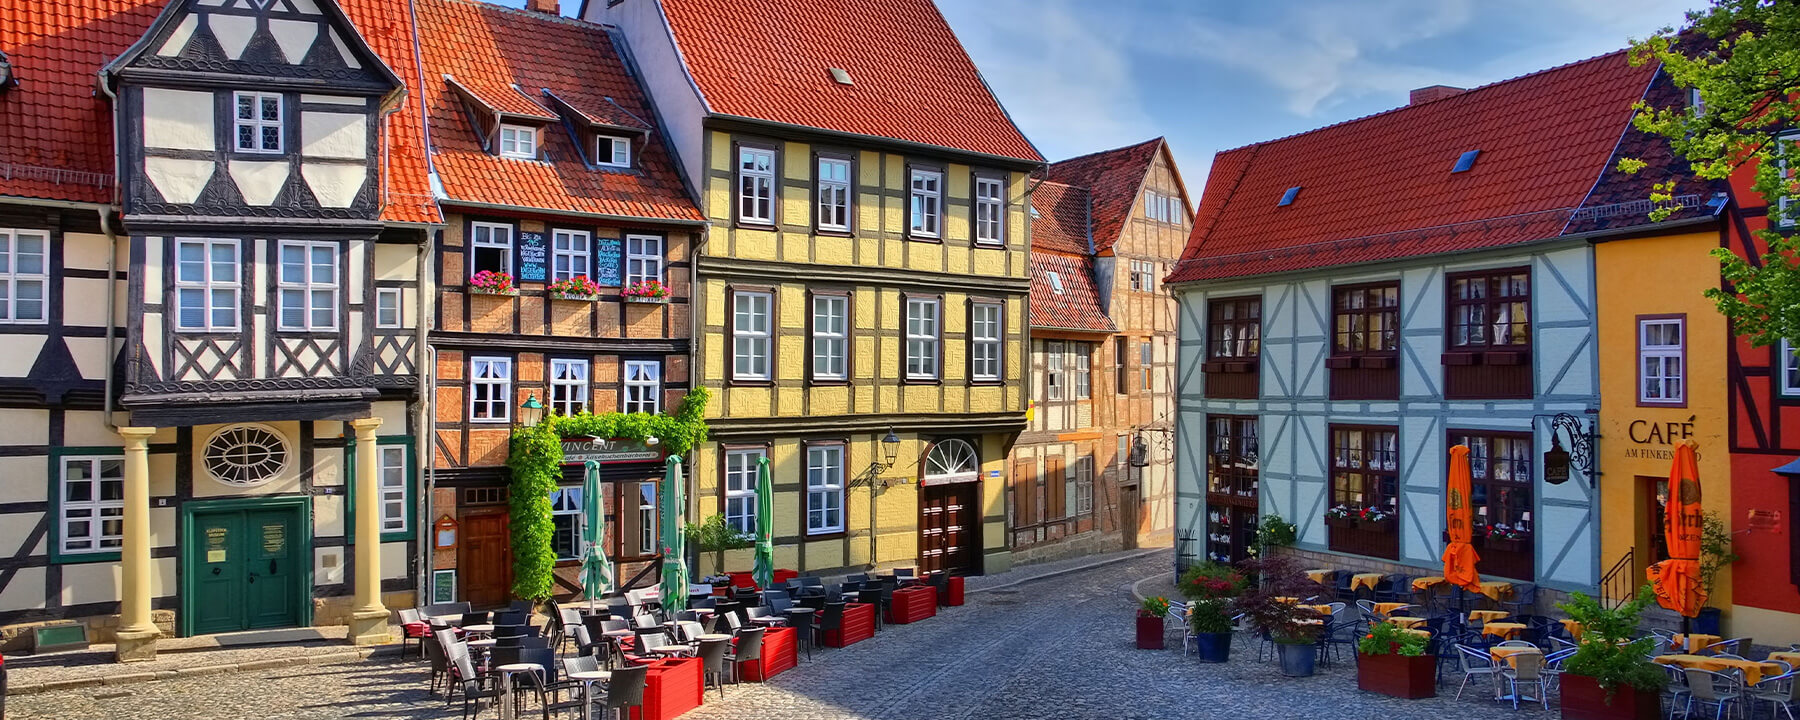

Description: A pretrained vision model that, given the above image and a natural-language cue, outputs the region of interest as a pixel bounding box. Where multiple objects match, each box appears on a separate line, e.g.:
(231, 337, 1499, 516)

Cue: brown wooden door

(1118, 478, 1139, 550)
(460, 512, 512, 608)
(920, 483, 979, 575)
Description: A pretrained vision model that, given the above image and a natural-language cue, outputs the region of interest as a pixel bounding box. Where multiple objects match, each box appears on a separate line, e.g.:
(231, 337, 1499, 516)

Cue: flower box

(628, 656, 703, 720)
(1358, 355, 1395, 369)
(550, 291, 598, 302)
(470, 286, 517, 297)
(1324, 515, 1358, 529)
(1484, 537, 1530, 553)
(1135, 613, 1164, 650)
(1359, 516, 1396, 533)
(1356, 652, 1436, 699)
(1324, 356, 1357, 369)
(1441, 351, 1479, 366)
(1559, 674, 1661, 720)
(624, 295, 669, 304)
(885, 586, 937, 624)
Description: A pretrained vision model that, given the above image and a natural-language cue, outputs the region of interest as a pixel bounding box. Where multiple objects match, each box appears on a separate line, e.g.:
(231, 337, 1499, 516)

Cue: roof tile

(1029, 181, 1089, 256)
(1047, 138, 1164, 253)
(1029, 253, 1114, 333)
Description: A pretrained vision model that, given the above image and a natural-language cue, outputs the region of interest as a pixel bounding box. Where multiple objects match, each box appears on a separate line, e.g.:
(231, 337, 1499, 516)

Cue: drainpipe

(415, 229, 436, 603)
(101, 207, 121, 430)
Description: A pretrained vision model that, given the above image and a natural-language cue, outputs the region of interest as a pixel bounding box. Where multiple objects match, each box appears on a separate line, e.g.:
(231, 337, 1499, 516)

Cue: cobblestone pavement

(10, 551, 1562, 719)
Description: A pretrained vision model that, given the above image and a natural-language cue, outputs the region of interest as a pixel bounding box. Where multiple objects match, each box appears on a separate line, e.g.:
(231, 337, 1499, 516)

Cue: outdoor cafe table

(1560, 619, 1585, 642)
(1476, 581, 1514, 602)
(566, 669, 610, 720)
(1401, 628, 1431, 639)
(494, 662, 544, 720)
(1655, 654, 1786, 686)
(1672, 633, 1723, 653)
(1386, 616, 1427, 629)
(1770, 651, 1800, 665)
(1301, 604, 1334, 616)
(1482, 622, 1527, 640)
(1350, 573, 1385, 592)
(1304, 569, 1334, 584)
(1468, 609, 1510, 624)
(1491, 645, 1543, 668)
(1411, 576, 1445, 592)
(1373, 602, 1410, 616)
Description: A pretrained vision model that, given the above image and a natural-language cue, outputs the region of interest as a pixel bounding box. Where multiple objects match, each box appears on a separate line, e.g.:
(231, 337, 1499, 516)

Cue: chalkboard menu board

(595, 237, 622, 286)
(518, 231, 547, 283)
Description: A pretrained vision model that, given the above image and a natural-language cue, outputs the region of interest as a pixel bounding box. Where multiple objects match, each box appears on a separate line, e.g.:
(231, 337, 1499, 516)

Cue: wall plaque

(518, 231, 547, 283)
(595, 237, 622, 286)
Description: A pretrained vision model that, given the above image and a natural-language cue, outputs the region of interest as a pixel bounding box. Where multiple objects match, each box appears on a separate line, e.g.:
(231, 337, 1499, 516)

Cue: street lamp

(519, 394, 545, 426)
(881, 427, 901, 468)
(1129, 432, 1150, 468)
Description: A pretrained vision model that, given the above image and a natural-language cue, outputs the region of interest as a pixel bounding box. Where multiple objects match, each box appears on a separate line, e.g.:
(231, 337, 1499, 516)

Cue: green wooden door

(188, 505, 304, 634)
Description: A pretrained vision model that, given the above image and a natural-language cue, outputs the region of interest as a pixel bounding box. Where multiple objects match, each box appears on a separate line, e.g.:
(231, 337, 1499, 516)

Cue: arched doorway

(919, 439, 982, 575)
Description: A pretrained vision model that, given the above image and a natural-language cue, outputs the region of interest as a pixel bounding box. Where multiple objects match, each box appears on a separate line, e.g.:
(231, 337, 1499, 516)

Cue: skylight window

(829, 68, 853, 86)
(1452, 150, 1481, 173)
(1047, 271, 1065, 295)
(1277, 186, 1301, 207)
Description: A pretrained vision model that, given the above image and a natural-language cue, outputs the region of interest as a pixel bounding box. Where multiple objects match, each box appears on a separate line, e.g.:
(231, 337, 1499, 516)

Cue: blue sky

(499, 0, 1696, 193)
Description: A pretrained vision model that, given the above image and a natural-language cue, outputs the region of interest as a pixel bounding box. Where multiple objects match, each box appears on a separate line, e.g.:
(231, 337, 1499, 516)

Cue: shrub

(1140, 596, 1171, 618)
(1188, 599, 1235, 634)
(1558, 586, 1669, 697)
(1358, 621, 1427, 656)
(1179, 561, 1247, 601)
(1255, 514, 1297, 550)
(1231, 553, 1320, 644)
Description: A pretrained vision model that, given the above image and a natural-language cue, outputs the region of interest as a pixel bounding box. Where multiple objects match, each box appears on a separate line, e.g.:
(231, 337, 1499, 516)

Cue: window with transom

(732, 291, 771, 381)
(622, 360, 660, 414)
(277, 240, 338, 331)
(1329, 426, 1397, 511)
(625, 235, 663, 286)
(817, 157, 851, 231)
(174, 238, 240, 331)
(807, 444, 844, 534)
(59, 457, 123, 555)
(552, 230, 591, 283)
(909, 169, 942, 238)
(470, 222, 513, 277)
(1450, 430, 1535, 541)
(905, 297, 940, 380)
(596, 135, 631, 168)
(975, 176, 1004, 244)
(375, 287, 402, 328)
(499, 124, 536, 159)
(1332, 284, 1398, 356)
(1207, 297, 1260, 360)
(811, 294, 847, 381)
(0, 229, 47, 323)
(1206, 416, 1258, 500)
(1046, 341, 1065, 400)
(550, 358, 589, 416)
(470, 357, 512, 422)
(1448, 269, 1530, 350)
(378, 445, 408, 534)
(970, 302, 1002, 382)
(738, 147, 775, 224)
(723, 448, 762, 535)
(549, 486, 584, 560)
(1639, 317, 1684, 405)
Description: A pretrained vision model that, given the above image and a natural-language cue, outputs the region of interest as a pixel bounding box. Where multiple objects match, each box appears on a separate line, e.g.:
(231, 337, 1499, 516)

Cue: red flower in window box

(469, 270, 515, 295)
(623, 280, 670, 303)
(547, 276, 601, 300)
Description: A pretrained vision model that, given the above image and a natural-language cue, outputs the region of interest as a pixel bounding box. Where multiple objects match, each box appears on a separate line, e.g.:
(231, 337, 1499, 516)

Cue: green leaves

(1556, 586, 1670, 695)
(1358, 621, 1427, 656)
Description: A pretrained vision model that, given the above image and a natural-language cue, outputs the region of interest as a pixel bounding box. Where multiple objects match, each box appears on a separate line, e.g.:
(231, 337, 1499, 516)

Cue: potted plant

(1233, 554, 1321, 677)
(1253, 514, 1297, 555)
(1694, 511, 1739, 635)
(1557, 586, 1668, 720)
(547, 275, 601, 301)
(622, 280, 670, 304)
(1481, 523, 1531, 553)
(682, 513, 754, 577)
(1356, 622, 1434, 698)
(1137, 596, 1170, 650)
(1178, 561, 1246, 662)
(1357, 506, 1396, 532)
(470, 270, 516, 296)
(1323, 504, 1358, 529)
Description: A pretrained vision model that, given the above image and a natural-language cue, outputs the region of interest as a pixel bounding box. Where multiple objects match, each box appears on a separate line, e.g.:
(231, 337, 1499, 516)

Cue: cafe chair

(591, 664, 647, 720)
(1749, 670, 1798, 720)
(399, 608, 433, 658)
(1333, 573, 1358, 602)
(544, 656, 604, 718)
(1684, 668, 1744, 720)
(1702, 638, 1752, 657)
(764, 590, 794, 614)
(724, 626, 765, 684)
(1455, 644, 1501, 700)
(1374, 574, 1410, 604)
(695, 637, 731, 700)
(450, 650, 504, 720)
(1502, 651, 1549, 710)
(1498, 583, 1538, 617)
(1541, 647, 1578, 692)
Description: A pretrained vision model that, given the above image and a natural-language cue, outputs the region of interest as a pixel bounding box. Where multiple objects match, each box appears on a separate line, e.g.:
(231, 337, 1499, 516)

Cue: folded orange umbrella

(1443, 445, 1482, 592)
(1647, 441, 1706, 617)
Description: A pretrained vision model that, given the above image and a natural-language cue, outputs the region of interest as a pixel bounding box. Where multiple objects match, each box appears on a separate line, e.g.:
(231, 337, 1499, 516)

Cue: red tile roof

(1168, 51, 1659, 284)
(657, 0, 1041, 163)
(1030, 253, 1114, 333)
(1048, 137, 1167, 254)
(340, 0, 441, 224)
(1029, 181, 1090, 256)
(414, 0, 701, 223)
(0, 0, 162, 205)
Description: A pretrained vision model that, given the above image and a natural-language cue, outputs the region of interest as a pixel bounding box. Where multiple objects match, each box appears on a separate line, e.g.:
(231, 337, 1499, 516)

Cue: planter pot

(1135, 614, 1165, 650)
(470, 287, 517, 297)
(1275, 641, 1315, 677)
(1484, 537, 1529, 553)
(1559, 674, 1661, 720)
(1324, 356, 1357, 369)
(1360, 517, 1396, 533)
(550, 292, 598, 302)
(1694, 606, 1722, 636)
(624, 295, 669, 304)
(1193, 631, 1231, 663)
(1356, 652, 1436, 698)
(1324, 515, 1358, 529)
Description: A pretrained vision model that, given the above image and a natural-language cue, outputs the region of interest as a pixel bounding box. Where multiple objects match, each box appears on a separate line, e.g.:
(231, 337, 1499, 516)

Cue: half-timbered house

(0, 0, 435, 658)
(411, 0, 704, 608)
(589, 0, 1040, 576)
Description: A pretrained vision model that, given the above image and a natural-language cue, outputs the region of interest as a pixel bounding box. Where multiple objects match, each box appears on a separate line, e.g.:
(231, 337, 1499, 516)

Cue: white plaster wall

(208, 14, 257, 60)
(0, 409, 49, 445)
(267, 18, 318, 64)
(591, 0, 710, 195)
(61, 561, 119, 606)
(0, 457, 45, 504)
(146, 158, 215, 204)
(314, 494, 344, 536)
(380, 541, 409, 580)
(229, 160, 289, 206)
(301, 94, 362, 106)
(315, 546, 345, 586)
(300, 112, 366, 159)
(65, 337, 112, 381)
(0, 508, 44, 556)
(0, 337, 46, 377)
(156, 14, 199, 56)
(64, 410, 120, 448)
(373, 243, 417, 282)
(372, 400, 407, 433)
(0, 567, 46, 612)
(62, 232, 111, 272)
(141, 88, 214, 150)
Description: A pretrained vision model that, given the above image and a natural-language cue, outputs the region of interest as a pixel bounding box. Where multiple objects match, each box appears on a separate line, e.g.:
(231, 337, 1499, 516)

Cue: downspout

(97, 69, 124, 430)
(405, 0, 441, 603)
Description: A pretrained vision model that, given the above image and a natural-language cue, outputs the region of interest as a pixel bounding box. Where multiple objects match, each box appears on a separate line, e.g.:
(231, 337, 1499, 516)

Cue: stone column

(115, 426, 160, 662)
(346, 417, 390, 646)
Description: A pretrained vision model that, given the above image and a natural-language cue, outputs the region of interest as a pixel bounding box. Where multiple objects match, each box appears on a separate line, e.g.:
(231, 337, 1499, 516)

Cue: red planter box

(885, 586, 938, 624)
(945, 576, 964, 606)
(627, 656, 703, 720)
(772, 569, 798, 586)
(1135, 614, 1164, 649)
(1356, 652, 1436, 698)
(736, 626, 796, 682)
(728, 571, 756, 590)
(825, 603, 875, 648)
(1559, 674, 1662, 720)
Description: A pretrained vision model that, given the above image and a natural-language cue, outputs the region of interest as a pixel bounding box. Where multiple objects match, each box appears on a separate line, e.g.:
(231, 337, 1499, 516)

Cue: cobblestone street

(10, 552, 1558, 719)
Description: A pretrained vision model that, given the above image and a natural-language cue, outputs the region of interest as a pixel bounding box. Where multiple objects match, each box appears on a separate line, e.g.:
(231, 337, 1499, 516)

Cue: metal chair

(1498, 583, 1538, 616)
(723, 626, 765, 684)
(1501, 651, 1548, 710)
(1455, 644, 1501, 700)
(450, 649, 504, 720)
(1541, 647, 1577, 692)
(1333, 573, 1357, 602)
(1684, 667, 1744, 720)
(1701, 638, 1752, 657)
(1749, 670, 1799, 720)
(696, 638, 731, 699)
(1374, 574, 1410, 603)
(596, 664, 647, 720)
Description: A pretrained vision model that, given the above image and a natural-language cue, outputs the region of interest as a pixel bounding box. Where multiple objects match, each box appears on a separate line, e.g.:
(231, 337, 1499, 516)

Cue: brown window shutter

(1046, 456, 1066, 520)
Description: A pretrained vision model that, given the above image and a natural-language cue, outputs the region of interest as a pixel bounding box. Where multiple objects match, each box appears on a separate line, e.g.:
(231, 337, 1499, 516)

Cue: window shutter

(1046, 456, 1066, 520)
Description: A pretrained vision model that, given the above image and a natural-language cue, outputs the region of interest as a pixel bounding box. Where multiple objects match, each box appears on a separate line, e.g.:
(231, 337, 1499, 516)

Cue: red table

(885, 585, 937, 624)
(825, 603, 875, 647)
(628, 656, 702, 720)
(945, 576, 965, 606)
(737, 626, 797, 682)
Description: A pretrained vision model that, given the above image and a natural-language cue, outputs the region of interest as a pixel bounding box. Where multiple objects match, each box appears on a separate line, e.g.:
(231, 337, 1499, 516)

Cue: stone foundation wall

(313, 591, 418, 626)
(0, 591, 417, 653)
(1009, 530, 1127, 568)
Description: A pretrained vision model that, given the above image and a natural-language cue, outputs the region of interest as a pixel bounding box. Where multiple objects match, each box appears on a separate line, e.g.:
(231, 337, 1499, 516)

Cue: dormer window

(499, 124, 537, 159)
(1047, 271, 1064, 295)
(596, 135, 632, 168)
(234, 92, 283, 154)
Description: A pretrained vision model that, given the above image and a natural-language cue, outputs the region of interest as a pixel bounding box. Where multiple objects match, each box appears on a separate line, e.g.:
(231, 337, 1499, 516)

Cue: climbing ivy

(504, 387, 711, 601)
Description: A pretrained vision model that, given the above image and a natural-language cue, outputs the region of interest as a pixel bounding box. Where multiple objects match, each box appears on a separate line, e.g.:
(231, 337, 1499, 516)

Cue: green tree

(1627, 2, 1800, 347)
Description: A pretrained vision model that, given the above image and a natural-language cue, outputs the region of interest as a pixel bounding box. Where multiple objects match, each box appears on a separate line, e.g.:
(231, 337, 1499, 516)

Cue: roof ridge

(1048, 136, 1164, 170)
(441, 0, 614, 31)
(1210, 48, 1631, 156)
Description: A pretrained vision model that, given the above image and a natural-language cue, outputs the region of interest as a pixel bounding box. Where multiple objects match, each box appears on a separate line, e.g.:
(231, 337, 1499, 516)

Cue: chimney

(526, 0, 559, 14)
(1409, 85, 1465, 105)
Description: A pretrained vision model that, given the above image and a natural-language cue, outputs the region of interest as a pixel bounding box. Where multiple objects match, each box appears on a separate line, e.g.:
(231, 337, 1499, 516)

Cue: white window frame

(909, 169, 942, 238)
(905, 297, 940, 380)
(1167, 195, 1184, 223)
(817, 157, 851, 231)
(622, 360, 661, 414)
(971, 302, 1001, 381)
(1046, 271, 1064, 295)
(498, 124, 537, 159)
(1780, 132, 1800, 227)
(1130, 260, 1156, 293)
(1075, 457, 1094, 515)
(738, 147, 776, 225)
(811, 294, 847, 381)
(1145, 190, 1163, 221)
(378, 445, 408, 534)
(59, 456, 124, 555)
(1639, 317, 1685, 404)
(637, 482, 657, 555)
(1141, 340, 1155, 391)
(1781, 340, 1800, 398)
(551, 229, 591, 283)
(0, 228, 49, 324)
(1047, 341, 1065, 400)
(549, 486, 584, 561)
(470, 221, 513, 277)
(174, 238, 241, 331)
(550, 358, 589, 417)
(233, 91, 283, 154)
(277, 240, 339, 331)
(732, 291, 772, 381)
(806, 444, 845, 534)
(375, 287, 403, 328)
(469, 356, 512, 423)
(723, 449, 763, 535)
(625, 234, 663, 286)
(1076, 347, 1091, 399)
(596, 135, 632, 168)
(975, 176, 1004, 244)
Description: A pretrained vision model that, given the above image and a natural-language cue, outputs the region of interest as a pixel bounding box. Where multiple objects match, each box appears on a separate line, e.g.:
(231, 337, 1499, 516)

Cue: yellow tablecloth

(1476, 581, 1514, 601)
(1305, 569, 1335, 584)
(1302, 604, 1335, 616)
(1386, 616, 1427, 629)
(1482, 622, 1527, 639)
(1274, 596, 1300, 604)
(1768, 651, 1800, 666)
(1468, 609, 1510, 624)
(1559, 619, 1585, 642)
(1655, 654, 1785, 686)
(1411, 576, 1445, 592)
(1672, 633, 1722, 653)
(1401, 628, 1431, 638)
(1491, 646, 1544, 668)
(1351, 572, 1385, 591)
(1373, 602, 1410, 616)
